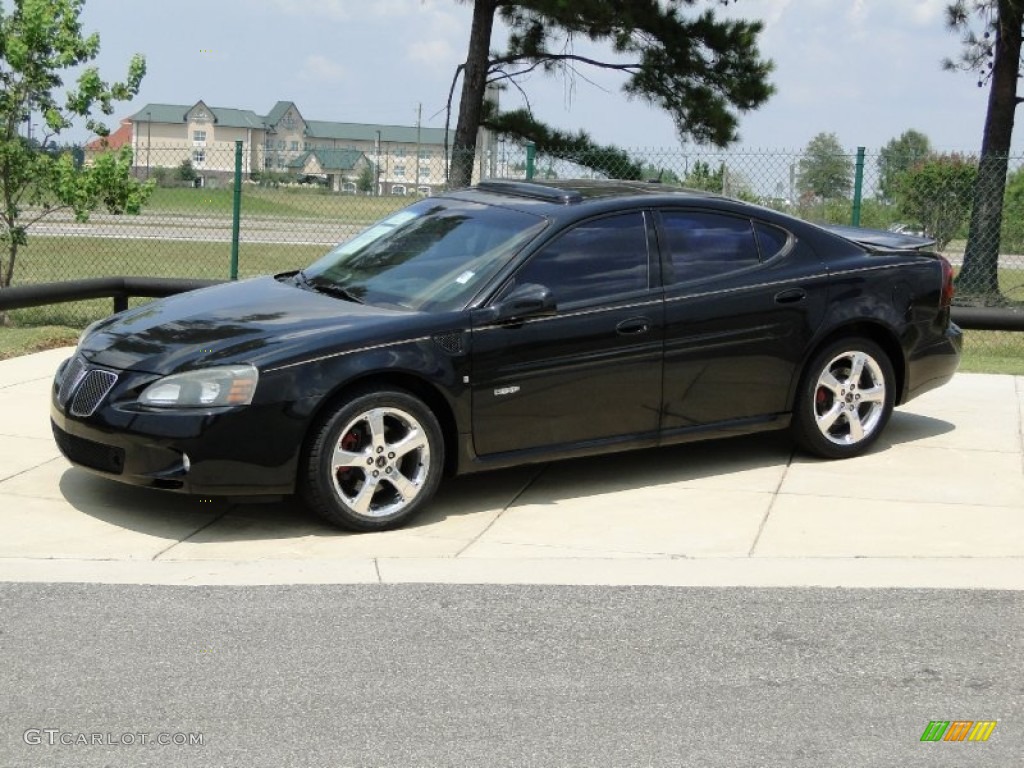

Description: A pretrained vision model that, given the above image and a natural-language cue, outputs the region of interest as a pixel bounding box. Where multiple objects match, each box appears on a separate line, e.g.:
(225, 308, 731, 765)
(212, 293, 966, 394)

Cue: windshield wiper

(296, 271, 364, 303)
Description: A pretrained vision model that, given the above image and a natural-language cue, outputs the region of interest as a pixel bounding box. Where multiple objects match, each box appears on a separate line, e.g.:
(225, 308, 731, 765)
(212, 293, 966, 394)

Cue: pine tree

(447, 0, 774, 187)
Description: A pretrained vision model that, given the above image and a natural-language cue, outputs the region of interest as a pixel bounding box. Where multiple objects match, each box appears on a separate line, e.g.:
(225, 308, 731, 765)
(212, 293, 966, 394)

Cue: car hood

(78, 275, 427, 375)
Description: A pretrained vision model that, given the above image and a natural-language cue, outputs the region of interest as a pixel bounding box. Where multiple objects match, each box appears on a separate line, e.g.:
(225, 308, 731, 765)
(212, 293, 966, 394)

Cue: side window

(754, 221, 791, 261)
(513, 212, 649, 306)
(661, 211, 760, 285)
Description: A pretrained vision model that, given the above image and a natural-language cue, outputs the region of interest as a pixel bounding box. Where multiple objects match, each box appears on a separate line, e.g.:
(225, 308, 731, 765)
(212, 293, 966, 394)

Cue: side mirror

(492, 283, 557, 322)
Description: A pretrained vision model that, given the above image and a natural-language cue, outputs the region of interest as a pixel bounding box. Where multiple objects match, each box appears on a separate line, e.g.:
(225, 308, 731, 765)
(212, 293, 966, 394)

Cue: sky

(66, 0, 1004, 154)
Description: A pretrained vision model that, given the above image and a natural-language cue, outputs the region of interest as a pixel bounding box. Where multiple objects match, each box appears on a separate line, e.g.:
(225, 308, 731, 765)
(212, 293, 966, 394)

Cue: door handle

(616, 317, 651, 336)
(774, 288, 807, 304)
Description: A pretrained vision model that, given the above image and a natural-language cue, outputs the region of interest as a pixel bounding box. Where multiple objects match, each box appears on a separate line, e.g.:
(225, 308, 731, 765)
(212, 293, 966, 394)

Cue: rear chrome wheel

(303, 389, 443, 531)
(793, 338, 895, 459)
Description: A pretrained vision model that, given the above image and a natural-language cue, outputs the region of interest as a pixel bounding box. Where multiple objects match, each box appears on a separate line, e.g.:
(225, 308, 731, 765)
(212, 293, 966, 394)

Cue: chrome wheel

(302, 389, 444, 531)
(330, 406, 431, 519)
(813, 350, 886, 446)
(792, 337, 895, 460)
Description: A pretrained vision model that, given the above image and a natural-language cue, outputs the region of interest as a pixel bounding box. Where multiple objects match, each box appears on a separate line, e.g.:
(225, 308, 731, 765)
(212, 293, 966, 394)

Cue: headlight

(138, 365, 259, 408)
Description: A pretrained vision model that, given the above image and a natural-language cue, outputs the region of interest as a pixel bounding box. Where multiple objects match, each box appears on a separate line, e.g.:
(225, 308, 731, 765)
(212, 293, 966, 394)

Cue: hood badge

(494, 386, 520, 397)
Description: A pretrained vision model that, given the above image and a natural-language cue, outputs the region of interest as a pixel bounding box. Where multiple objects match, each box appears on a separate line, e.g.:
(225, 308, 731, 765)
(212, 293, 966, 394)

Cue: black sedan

(51, 180, 962, 531)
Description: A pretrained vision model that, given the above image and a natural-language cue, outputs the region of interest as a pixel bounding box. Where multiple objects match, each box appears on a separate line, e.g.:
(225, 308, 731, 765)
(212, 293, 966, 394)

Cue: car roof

(443, 179, 876, 258)
(469, 178, 722, 205)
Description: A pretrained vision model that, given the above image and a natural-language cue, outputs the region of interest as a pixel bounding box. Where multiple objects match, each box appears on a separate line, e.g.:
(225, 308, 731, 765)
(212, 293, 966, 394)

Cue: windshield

(302, 198, 548, 311)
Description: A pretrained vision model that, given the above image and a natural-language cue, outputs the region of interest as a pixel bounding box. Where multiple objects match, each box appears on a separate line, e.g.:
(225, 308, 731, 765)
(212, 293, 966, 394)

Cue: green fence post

(230, 140, 243, 280)
(526, 142, 536, 181)
(851, 146, 865, 227)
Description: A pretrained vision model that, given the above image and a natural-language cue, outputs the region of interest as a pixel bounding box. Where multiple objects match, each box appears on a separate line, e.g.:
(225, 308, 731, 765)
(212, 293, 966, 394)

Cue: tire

(301, 388, 444, 531)
(791, 337, 895, 459)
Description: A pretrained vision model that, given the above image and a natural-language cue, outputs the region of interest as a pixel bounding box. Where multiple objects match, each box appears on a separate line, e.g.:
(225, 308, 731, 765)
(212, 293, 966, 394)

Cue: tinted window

(661, 211, 760, 285)
(754, 221, 790, 260)
(513, 213, 649, 306)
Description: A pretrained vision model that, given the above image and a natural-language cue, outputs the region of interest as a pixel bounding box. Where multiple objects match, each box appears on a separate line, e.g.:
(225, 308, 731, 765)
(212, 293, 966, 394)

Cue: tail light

(938, 256, 955, 310)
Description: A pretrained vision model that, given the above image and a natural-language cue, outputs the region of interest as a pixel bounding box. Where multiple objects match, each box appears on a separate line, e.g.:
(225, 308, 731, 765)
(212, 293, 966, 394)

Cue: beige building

(125, 100, 490, 194)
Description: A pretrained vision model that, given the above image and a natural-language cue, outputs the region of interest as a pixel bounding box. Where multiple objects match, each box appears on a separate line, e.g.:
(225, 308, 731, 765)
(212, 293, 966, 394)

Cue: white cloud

(408, 39, 457, 68)
(266, 0, 350, 20)
(300, 55, 347, 84)
(265, 0, 434, 21)
(847, 0, 868, 26)
(910, 0, 949, 26)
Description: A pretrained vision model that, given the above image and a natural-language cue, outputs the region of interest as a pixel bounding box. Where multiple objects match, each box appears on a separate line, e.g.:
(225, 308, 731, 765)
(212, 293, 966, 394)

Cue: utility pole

(415, 103, 422, 195)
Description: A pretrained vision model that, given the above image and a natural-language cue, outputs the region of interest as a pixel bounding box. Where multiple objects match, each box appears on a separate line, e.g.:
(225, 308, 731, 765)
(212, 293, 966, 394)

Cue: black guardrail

(951, 306, 1024, 332)
(0, 277, 225, 314)
(0, 277, 1022, 331)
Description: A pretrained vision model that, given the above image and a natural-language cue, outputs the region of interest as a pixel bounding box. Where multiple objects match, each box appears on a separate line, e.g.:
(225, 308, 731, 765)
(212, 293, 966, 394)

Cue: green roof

(304, 120, 451, 144)
(130, 102, 263, 129)
(265, 101, 298, 127)
(288, 149, 368, 171)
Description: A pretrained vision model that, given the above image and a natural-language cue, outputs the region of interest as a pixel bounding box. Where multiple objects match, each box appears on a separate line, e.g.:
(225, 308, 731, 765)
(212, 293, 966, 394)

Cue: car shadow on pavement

(54, 410, 956, 546)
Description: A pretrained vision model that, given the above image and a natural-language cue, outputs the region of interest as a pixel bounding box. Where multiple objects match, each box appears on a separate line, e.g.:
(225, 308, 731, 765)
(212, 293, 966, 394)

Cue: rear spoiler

(821, 224, 937, 251)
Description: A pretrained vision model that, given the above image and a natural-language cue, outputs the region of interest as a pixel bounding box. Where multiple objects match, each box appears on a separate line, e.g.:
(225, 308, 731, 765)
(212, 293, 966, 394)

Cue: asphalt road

(29, 211, 361, 246)
(1, 584, 1021, 767)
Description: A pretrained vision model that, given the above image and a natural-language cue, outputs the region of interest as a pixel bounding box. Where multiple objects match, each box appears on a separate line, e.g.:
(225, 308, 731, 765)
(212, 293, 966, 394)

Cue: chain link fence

(4, 142, 1022, 368)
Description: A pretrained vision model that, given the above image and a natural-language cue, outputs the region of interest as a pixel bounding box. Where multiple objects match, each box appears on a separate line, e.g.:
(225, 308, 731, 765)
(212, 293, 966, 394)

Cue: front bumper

(50, 355, 301, 496)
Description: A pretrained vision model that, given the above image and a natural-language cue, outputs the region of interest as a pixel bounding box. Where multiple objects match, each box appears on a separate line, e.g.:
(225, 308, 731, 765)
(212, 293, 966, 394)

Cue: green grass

(7, 236, 327, 328)
(960, 330, 1024, 375)
(0, 325, 79, 360)
(146, 186, 412, 222)
(13, 236, 326, 282)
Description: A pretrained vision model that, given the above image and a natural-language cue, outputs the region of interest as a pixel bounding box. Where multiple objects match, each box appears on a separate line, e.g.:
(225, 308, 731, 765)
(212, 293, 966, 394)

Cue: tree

(639, 164, 682, 184)
(895, 154, 977, 250)
(878, 129, 932, 202)
(944, 0, 1023, 301)
(0, 0, 149, 313)
(176, 159, 198, 183)
(447, 0, 774, 187)
(683, 160, 724, 192)
(796, 132, 853, 200)
(356, 164, 374, 194)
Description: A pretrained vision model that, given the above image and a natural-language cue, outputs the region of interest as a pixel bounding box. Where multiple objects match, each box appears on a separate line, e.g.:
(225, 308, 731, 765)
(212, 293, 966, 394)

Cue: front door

(471, 211, 664, 457)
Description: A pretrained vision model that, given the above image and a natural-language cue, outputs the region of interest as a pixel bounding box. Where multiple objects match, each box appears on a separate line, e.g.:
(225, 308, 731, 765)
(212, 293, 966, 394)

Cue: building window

(290, 141, 299, 151)
(417, 186, 431, 197)
(392, 185, 407, 195)
(342, 182, 356, 193)
(394, 147, 407, 158)
(193, 130, 206, 143)
(193, 149, 205, 165)
(394, 165, 406, 178)
(303, 142, 311, 150)
(419, 149, 431, 160)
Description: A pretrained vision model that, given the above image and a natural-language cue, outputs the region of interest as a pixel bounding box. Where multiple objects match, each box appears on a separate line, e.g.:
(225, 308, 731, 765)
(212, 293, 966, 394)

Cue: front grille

(52, 424, 125, 475)
(58, 356, 87, 403)
(70, 370, 118, 417)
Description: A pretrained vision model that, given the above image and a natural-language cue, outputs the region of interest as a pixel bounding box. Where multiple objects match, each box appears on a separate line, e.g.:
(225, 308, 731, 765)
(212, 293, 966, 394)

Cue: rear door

(656, 209, 828, 434)
(470, 210, 664, 457)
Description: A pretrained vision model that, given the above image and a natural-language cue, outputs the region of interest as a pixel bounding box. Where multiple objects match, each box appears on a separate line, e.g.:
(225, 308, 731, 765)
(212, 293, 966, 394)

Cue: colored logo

(920, 721, 997, 742)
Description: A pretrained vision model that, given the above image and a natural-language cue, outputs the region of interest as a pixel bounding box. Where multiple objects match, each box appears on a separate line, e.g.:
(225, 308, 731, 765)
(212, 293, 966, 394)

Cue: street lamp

(375, 129, 382, 196)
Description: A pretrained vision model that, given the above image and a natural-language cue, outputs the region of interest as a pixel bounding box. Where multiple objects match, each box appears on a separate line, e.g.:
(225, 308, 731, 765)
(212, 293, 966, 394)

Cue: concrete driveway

(1, 347, 1022, 588)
